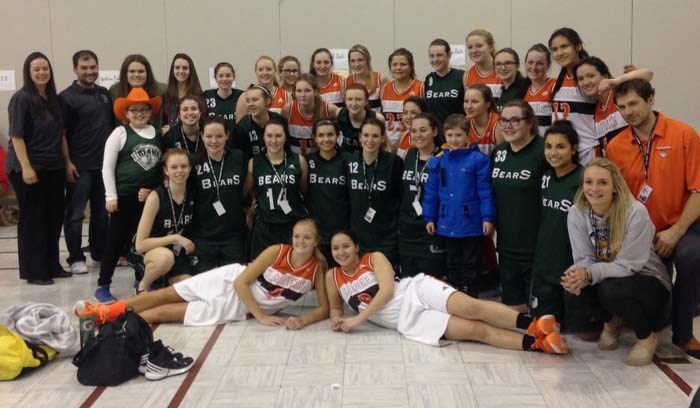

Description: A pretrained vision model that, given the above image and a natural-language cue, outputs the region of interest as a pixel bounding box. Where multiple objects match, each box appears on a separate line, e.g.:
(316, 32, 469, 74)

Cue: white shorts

(397, 273, 456, 346)
(174, 263, 248, 326)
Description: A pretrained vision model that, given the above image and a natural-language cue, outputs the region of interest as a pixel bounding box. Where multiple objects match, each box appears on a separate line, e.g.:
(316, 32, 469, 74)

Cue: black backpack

(72, 310, 153, 386)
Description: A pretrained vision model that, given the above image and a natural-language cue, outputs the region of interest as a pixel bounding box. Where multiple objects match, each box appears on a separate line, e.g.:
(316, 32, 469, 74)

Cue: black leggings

(98, 194, 144, 286)
(597, 274, 670, 339)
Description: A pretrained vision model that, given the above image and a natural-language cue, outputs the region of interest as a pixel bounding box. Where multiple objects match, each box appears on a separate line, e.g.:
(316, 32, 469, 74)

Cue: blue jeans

(64, 170, 107, 264)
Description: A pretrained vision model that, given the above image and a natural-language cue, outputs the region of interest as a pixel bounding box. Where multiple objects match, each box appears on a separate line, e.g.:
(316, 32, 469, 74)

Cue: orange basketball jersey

(469, 112, 500, 156)
(319, 73, 345, 106)
(256, 244, 318, 301)
(464, 65, 502, 100)
(380, 79, 424, 144)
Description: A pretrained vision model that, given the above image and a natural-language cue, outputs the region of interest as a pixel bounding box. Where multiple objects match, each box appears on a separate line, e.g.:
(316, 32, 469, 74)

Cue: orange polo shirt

(606, 112, 700, 231)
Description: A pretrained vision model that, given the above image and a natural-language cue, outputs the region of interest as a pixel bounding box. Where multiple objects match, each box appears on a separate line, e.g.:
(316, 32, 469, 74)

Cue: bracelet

(585, 268, 593, 284)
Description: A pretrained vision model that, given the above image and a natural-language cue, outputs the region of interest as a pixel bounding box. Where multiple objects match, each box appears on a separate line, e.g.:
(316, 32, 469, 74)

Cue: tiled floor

(0, 225, 697, 407)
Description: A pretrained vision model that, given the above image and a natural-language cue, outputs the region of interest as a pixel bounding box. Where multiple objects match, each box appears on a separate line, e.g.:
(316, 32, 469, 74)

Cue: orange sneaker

(674, 337, 700, 364)
(531, 332, 569, 354)
(73, 300, 126, 326)
(527, 315, 560, 338)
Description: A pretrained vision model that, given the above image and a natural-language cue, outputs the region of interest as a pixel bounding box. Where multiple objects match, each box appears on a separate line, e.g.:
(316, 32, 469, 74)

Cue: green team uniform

(233, 111, 287, 162)
(305, 150, 351, 247)
(150, 184, 195, 277)
(189, 148, 248, 272)
(116, 125, 164, 195)
(204, 88, 243, 135)
(491, 137, 548, 305)
(251, 152, 307, 257)
(347, 150, 403, 267)
(163, 123, 201, 156)
(337, 109, 378, 153)
(399, 148, 445, 277)
(424, 68, 465, 123)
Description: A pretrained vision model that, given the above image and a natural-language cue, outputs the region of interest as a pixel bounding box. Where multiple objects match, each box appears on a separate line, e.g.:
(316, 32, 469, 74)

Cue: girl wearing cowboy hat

(96, 87, 165, 303)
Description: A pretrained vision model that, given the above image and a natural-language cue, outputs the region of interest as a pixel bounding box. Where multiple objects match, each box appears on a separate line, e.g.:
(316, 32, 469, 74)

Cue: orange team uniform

(346, 72, 382, 111)
(551, 74, 596, 157)
(270, 87, 291, 115)
(464, 65, 502, 101)
(593, 92, 627, 157)
(396, 131, 412, 159)
(468, 112, 500, 156)
(319, 73, 345, 106)
(524, 78, 556, 136)
(381, 80, 424, 145)
(257, 244, 318, 301)
(605, 112, 700, 231)
(287, 100, 331, 155)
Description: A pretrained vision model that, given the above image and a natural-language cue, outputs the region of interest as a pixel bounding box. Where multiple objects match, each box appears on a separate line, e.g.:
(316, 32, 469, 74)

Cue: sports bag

(0, 324, 56, 380)
(72, 310, 152, 386)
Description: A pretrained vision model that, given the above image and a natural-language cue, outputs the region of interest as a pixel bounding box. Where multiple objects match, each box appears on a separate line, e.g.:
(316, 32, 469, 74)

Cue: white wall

(1, 0, 698, 141)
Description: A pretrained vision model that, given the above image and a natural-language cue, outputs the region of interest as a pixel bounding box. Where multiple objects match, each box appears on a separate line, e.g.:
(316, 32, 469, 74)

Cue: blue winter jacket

(422, 145, 496, 238)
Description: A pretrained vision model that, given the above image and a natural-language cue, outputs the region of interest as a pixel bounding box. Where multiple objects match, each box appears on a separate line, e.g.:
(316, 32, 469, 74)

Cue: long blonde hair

(574, 158, 633, 259)
(466, 28, 496, 59)
(294, 218, 328, 275)
(348, 44, 377, 94)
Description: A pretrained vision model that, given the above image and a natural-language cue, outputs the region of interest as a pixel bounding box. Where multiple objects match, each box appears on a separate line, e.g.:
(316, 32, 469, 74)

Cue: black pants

(666, 222, 700, 344)
(597, 274, 670, 339)
(445, 236, 482, 295)
(98, 194, 144, 286)
(9, 170, 65, 281)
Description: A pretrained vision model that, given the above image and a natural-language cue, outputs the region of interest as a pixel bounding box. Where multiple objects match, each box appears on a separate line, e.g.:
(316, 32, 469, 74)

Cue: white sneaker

(70, 261, 89, 274)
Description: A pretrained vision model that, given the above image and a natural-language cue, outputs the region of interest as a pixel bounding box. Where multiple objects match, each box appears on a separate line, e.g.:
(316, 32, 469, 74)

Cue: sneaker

(527, 315, 560, 339)
(117, 256, 129, 267)
(627, 332, 657, 366)
(674, 337, 700, 364)
(138, 352, 149, 375)
(73, 300, 126, 326)
(70, 261, 89, 275)
(145, 340, 194, 381)
(531, 332, 569, 354)
(598, 327, 620, 351)
(94, 286, 117, 304)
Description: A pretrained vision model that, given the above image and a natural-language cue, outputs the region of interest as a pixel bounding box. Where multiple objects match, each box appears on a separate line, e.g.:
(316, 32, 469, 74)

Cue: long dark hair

(117, 54, 159, 97)
(22, 52, 61, 119)
(548, 28, 589, 102)
(165, 53, 203, 109)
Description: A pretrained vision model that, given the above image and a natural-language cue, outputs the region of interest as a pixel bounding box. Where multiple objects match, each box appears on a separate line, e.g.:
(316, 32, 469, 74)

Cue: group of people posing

(8, 26, 699, 367)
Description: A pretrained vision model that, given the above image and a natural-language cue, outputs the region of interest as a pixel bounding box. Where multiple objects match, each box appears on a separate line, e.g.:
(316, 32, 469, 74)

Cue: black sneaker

(145, 340, 194, 380)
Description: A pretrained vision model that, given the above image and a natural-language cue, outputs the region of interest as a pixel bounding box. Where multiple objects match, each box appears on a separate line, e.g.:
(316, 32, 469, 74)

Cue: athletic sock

(522, 334, 536, 351)
(516, 313, 532, 330)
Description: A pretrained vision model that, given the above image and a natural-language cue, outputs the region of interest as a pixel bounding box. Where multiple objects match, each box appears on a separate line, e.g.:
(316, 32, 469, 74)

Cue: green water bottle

(79, 315, 95, 348)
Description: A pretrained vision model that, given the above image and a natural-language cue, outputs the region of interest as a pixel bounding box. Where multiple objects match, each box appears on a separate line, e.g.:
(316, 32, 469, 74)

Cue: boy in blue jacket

(422, 114, 496, 297)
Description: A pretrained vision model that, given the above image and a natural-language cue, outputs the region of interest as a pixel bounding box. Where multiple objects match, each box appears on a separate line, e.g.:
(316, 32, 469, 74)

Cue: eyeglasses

(127, 107, 151, 114)
(498, 117, 524, 127)
(494, 61, 516, 68)
(282, 69, 299, 74)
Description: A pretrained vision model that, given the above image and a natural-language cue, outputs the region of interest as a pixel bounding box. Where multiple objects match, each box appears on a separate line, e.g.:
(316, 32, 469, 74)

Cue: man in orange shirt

(607, 79, 700, 363)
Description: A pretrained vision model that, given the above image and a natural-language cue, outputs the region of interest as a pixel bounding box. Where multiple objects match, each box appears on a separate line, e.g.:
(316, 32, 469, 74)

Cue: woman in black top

(7, 52, 74, 284)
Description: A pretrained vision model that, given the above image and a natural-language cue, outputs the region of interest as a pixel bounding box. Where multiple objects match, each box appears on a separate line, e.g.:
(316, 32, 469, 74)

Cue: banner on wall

(0, 71, 16, 91)
(96, 70, 120, 90)
(450, 44, 466, 67)
(329, 48, 349, 71)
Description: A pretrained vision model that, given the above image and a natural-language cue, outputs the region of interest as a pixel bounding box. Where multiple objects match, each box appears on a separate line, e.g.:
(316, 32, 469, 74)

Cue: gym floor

(0, 225, 697, 407)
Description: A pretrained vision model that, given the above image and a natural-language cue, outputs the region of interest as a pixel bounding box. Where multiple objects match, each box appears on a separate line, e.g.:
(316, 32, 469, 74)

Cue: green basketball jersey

(163, 123, 201, 155)
(253, 152, 307, 224)
(337, 108, 378, 153)
(532, 166, 582, 284)
(189, 148, 247, 240)
(204, 88, 243, 135)
(305, 150, 351, 244)
(399, 147, 444, 258)
(491, 136, 549, 261)
(150, 184, 195, 238)
(424, 68, 465, 123)
(347, 150, 403, 257)
(233, 111, 286, 161)
(115, 125, 164, 196)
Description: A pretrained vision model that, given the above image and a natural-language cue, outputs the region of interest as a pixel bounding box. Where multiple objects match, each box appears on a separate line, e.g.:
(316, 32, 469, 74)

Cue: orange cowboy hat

(113, 87, 162, 122)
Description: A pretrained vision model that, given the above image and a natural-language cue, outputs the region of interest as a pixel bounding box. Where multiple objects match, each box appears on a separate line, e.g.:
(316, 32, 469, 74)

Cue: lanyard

(362, 157, 379, 207)
(181, 126, 200, 153)
(413, 148, 437, 192)
(166, 186, 187, 234)
(267, 153, 288, 189)
(631, 120, 657, 180)
(206, 152, 226, 201)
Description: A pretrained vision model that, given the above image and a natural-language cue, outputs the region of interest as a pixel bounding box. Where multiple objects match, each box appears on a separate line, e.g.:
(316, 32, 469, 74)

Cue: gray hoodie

(567, 199, 671, 292)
